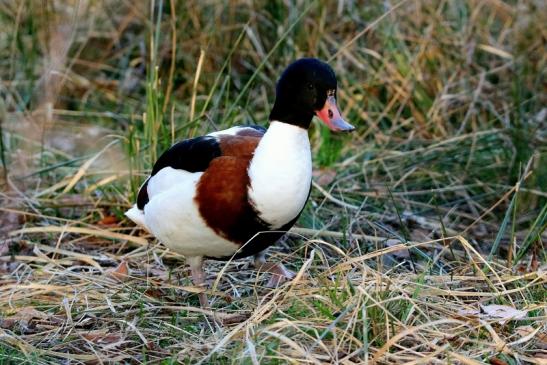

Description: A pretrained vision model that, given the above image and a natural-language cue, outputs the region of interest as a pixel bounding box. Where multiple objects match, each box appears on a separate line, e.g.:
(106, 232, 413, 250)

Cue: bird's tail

(125, 205, 148, 230)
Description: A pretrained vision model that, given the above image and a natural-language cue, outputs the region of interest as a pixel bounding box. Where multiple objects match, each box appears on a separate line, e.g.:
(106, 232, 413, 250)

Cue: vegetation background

(0, 0, 545, 363)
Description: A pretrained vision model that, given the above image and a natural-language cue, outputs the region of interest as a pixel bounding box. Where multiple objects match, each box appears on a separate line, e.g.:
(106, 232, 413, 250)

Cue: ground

(0, 1, 545, 364)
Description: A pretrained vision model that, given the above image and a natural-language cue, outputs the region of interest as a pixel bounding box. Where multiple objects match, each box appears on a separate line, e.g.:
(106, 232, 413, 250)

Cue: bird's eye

(307, 83, 314, 90)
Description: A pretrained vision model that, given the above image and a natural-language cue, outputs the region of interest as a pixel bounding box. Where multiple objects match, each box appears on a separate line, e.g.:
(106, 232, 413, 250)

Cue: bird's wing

(136, 125, 265, 209)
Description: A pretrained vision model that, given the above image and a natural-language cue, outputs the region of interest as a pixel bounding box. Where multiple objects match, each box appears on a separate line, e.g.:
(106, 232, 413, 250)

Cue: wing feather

(135, 125, 265, 210)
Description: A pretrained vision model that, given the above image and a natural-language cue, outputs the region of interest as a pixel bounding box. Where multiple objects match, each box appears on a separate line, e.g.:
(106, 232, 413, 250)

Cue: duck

(125, 58, 354, 307)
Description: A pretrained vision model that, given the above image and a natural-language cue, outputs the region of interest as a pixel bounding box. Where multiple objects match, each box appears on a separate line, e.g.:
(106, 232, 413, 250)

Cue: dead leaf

(515, 326, 547, 350)
(107, 260, 129, 281)
(384, 239, 410, 258)
(489, 357, 509, 365)
(409, 227, 432, 242)
(481, 304, 528, 324)
(0, 210, 21, 238)
(144, 287, 165, 299)
(0, 307, 50, 330)
(457, 308, 479, 318)
(81, 330, 124, 345)
(313, 168, 337, 186)
(458, 304, 528, 324)
(0, 241, 9, 256)
(533, 353, 547, 363)
(98, 215, 119, 225)
(145, 264, 170, 281)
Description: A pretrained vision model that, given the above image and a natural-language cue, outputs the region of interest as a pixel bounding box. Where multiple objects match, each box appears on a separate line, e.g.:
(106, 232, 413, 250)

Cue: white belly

(143, 167, 239, 258)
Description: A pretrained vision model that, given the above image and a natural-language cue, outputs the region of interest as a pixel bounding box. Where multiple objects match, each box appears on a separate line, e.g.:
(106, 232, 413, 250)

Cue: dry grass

(0, 0, 546, 364)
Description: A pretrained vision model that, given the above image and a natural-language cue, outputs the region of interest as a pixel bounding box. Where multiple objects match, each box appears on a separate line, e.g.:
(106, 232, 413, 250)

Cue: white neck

(248, 121, 312, 229)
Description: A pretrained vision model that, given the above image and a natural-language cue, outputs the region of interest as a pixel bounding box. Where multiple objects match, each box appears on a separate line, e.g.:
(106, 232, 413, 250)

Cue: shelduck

(126, 58, 354, 307)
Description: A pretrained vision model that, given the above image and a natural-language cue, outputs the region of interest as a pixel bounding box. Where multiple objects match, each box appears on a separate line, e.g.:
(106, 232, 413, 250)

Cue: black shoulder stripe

(136, 136, 221, 210)
(136, 178, 149, 209)
(151, 135, 222, 176)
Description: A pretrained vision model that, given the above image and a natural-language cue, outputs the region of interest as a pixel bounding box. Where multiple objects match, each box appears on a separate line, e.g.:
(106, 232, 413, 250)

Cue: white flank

(248, 121, 312, 228)
(125, 205, 147, 228)
(141, 166, 239, 258)
(147, 167, 194, 198)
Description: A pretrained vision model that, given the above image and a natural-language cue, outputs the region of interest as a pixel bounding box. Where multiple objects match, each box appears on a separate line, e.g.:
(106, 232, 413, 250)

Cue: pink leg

(187, 256, 209, 308)
(254, 252, 295, 288)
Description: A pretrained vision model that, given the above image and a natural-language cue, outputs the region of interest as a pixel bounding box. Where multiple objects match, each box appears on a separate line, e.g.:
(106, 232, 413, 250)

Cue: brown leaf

(81, 330, 124, 344)
(489, 358, 509, 365)
(146, 265, 170, 281)
(481, 304, 527, 324)
(0, 210, 21, 237)
(384, 239, 410, 258)
(98, 215, 119, 225)
(409, 227, 432, 242)
(458, 304, 528, 324)
(515, 326, 547, 350)
(0, 307, 50, 330)
(107, 260, 130, 281)
(490, 357, 509, 365)
(313, 168, 337, 186)
(0, 241, 9, 256)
